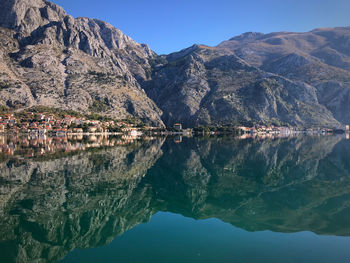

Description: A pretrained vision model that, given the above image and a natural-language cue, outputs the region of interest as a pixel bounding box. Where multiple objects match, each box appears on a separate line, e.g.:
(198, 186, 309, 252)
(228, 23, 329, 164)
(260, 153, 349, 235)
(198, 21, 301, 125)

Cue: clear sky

(51, 0, 350, 55)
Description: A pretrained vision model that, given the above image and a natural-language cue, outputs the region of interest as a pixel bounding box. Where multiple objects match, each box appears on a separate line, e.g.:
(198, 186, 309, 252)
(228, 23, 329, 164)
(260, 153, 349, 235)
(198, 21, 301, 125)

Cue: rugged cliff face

(0, 0, 163, 126)
(217, 28, 350, 125)
(146, 45, 340, 127)
(0, 0, 349, 127)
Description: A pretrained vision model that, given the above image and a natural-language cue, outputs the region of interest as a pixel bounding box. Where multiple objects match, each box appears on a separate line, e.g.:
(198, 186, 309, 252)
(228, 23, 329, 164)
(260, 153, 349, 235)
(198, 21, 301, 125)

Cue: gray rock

(0, 0, 349, 127)
(0, 0, 164, 126)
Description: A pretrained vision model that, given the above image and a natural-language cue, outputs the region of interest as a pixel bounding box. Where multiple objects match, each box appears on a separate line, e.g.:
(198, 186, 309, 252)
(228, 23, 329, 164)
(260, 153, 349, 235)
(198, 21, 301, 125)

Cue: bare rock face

(146, 45, 340, 127)
(0, 0, 164, 126)
(0, 0, 66, 35)
(145, 27, 350, 127)
(216, 27, 350, 126)
(0, 0, 349, 127)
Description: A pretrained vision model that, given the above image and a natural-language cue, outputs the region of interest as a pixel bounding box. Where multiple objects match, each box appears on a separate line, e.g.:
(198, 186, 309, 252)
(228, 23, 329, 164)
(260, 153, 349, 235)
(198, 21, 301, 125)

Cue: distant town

(0, 111, 349, 159)
(0, 110, 349, 137)
(0, 111, 154, 136)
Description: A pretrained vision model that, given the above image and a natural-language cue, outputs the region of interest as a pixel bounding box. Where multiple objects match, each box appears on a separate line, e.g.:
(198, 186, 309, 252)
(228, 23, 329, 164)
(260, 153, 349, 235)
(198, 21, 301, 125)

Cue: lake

(1, 134, 350, 263)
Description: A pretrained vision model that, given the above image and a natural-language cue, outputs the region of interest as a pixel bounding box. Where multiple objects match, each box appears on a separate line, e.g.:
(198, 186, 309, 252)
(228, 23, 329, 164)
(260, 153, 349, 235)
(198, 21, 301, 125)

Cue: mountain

(147, 45, 340, 127)
(0, 0, 163, 126)
(218, 28, 350, 124)
(0, 0, 349, 128)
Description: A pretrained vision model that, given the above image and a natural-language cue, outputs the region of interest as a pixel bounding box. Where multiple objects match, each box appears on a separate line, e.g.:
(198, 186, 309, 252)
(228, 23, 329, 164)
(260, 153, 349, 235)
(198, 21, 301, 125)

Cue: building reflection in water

(0, 134, 152, 158)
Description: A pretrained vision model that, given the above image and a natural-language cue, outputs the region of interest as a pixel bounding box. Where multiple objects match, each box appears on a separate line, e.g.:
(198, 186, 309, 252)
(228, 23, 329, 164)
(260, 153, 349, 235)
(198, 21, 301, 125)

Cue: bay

(1, 135, 350, 263)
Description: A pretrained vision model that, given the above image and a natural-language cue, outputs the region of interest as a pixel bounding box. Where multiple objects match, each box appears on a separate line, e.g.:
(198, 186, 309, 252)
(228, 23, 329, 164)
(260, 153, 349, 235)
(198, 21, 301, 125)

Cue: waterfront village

(0, 111, 349, 137)
(0, 111, 349, 158)
(0, 112, 149, 136)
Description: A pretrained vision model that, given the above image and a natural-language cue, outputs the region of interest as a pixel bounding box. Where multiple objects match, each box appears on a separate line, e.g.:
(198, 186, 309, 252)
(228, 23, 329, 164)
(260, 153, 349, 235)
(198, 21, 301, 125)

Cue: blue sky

(51, 0, 350, 55)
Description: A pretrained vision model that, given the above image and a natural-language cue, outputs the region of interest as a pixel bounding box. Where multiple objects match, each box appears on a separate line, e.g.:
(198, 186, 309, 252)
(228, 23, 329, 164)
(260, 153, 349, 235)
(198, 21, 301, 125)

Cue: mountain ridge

(0, 0, 349, 128)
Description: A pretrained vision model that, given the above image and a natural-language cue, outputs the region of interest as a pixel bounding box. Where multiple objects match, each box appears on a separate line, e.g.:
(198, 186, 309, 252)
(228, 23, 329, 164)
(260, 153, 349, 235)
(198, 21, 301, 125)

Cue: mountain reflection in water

(0, 135, 350, 263)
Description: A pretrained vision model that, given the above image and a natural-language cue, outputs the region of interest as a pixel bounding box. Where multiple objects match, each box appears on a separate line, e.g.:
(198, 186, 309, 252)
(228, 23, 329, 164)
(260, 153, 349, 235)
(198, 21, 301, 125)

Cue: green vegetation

(108, 126, 122, 132)
(15, 106, 85, 119)
(88, 100, 109, 113)
(149, 56, 167, 67)
(9, 106, 139, 124)
(193, 125, 239, 134)
(0, 81, 9, 90)
(0, 105, 9, 112)
(167, 57, 187, 67)
(88, 71, 127, 84)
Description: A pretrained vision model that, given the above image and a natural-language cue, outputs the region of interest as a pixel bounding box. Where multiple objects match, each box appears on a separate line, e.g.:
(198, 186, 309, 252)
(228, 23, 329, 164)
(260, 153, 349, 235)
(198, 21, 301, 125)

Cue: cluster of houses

(1, 112, 348, 137)
(174, 123, 350, 136)
(237, 125, 293, 135)
(237, 125, 350, 135)
(0, 112, 145, 136)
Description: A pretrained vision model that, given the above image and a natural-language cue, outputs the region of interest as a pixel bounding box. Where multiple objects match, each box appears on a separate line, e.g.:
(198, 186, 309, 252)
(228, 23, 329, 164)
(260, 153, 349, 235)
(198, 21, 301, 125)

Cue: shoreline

(0, 130, 348, 137)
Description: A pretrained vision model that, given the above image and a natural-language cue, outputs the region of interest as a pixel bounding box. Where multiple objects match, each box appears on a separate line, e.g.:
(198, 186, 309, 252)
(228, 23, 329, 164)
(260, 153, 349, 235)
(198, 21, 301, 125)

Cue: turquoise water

(61, 212, 350, 263)
(1, 135, 350, 262)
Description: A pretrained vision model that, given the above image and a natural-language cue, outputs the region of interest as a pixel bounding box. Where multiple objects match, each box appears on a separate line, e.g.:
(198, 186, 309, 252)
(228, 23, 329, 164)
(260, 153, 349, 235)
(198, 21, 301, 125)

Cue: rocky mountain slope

(218, 28, 350, 125)
(0, 0, 349, 127)
(0, 0, 163, 126)
(147, 45, 340, 127)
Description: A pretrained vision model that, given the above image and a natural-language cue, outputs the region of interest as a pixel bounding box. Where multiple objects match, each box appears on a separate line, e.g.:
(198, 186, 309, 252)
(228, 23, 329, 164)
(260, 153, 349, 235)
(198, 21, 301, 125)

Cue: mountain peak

(0, 1, 348, 127)
(0, 0, 66, 35)
(229, 32, 265, 42)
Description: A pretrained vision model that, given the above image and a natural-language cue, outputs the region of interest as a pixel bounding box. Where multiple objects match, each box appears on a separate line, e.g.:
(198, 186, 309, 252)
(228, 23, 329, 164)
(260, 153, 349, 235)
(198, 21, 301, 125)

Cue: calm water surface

(1, 135, 350, 262)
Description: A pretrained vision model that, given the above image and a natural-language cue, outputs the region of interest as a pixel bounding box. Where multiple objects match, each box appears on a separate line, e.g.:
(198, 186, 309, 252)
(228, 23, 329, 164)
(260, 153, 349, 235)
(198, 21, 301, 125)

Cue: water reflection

(0, 135, 350, 262)
(0, 134, 150, 158)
